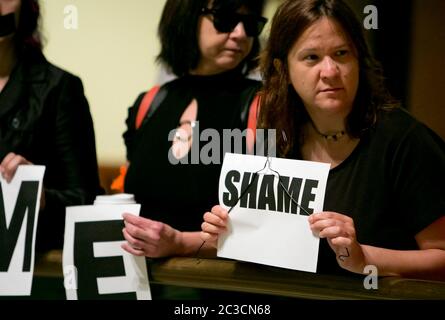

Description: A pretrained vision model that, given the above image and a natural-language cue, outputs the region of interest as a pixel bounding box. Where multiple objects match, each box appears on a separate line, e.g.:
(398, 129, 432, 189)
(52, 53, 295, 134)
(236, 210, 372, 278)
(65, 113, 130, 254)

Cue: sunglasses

(201, 8, 268, 37)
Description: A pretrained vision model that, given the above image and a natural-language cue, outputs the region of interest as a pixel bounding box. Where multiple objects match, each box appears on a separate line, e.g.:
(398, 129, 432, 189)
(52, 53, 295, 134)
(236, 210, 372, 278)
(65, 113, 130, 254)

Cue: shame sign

(217, 154, 330, 272)
(222, 170, 319, 215)
(219, 154, 330, 216)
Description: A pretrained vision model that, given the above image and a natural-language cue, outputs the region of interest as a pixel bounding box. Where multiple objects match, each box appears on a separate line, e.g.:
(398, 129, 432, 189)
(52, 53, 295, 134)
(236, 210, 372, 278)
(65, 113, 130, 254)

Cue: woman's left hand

(309, 211, 367, 274)
(121, 213, 183, 258)
(0, 152, 32, 182)
(0, 152, 46, 209)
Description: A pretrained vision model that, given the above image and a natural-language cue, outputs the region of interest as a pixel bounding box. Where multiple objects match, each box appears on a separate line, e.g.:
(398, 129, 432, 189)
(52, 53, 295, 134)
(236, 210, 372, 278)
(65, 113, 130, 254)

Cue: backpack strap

(112, 85, 261, 192)
(246, 94, 261, 154)
(135, 85, 161, 129)
(111, 85, 163, 193)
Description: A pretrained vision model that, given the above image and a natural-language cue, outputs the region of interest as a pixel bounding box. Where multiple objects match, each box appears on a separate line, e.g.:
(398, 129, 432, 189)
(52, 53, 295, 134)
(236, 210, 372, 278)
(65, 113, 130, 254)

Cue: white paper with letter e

(63, 202, 151, 300)
(217, 153, 330, 272)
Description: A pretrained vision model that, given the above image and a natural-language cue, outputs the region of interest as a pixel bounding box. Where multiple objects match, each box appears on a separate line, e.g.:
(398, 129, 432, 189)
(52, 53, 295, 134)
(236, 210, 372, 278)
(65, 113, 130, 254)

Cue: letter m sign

(0, 166, 45, 296)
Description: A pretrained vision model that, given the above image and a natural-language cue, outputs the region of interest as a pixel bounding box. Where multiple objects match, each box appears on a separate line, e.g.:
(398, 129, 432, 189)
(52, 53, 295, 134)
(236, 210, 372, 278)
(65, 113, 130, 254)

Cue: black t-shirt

(306, 108, 445, 274)
(123, 70, 260, 231)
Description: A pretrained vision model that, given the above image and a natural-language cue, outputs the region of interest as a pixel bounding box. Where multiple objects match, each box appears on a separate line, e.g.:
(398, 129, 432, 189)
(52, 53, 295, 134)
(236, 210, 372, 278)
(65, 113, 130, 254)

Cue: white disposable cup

(93, 193, 136, 205)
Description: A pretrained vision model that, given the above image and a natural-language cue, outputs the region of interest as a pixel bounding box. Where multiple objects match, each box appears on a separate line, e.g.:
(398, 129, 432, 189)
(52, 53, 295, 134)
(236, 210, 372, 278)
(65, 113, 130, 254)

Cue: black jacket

(0, 50, 103, 251)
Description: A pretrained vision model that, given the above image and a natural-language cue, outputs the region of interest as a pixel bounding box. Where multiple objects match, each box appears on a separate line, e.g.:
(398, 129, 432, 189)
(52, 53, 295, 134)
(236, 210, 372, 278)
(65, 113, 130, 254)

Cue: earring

(273, 58, 282, 71)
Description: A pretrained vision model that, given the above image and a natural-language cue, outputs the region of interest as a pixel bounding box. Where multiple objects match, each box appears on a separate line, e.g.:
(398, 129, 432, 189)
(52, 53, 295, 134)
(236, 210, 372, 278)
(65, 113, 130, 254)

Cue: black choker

(312, 123, 345, 141)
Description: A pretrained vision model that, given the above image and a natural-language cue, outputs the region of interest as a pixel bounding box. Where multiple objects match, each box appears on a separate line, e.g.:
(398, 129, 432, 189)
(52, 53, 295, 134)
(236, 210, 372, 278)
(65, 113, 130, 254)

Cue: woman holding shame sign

(201, 0, 445, 281)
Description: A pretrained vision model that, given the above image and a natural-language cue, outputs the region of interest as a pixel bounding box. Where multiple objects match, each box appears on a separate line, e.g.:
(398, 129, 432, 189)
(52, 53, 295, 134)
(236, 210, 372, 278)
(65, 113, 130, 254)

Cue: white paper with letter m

(0, 165, 45, 296)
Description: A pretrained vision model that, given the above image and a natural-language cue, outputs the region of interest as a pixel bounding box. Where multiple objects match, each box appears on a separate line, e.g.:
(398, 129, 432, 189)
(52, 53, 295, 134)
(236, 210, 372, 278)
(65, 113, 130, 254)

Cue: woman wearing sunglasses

(121, 0, 267, 262)
(201, 0, 445, 282)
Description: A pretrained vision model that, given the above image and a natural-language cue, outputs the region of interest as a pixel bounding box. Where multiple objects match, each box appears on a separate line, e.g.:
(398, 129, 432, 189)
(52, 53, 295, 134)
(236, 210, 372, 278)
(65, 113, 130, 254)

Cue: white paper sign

(63, 204, 151, 300)
(218, 153, 330, 272)
(0, 165, 45, 296)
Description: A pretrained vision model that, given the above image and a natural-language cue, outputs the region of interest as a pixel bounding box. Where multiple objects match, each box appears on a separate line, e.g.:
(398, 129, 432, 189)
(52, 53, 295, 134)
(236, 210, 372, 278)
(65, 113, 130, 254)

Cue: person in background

(121, 0, 267, 260)
(0, 0, 102, 252)
(201, 0, 445, 281)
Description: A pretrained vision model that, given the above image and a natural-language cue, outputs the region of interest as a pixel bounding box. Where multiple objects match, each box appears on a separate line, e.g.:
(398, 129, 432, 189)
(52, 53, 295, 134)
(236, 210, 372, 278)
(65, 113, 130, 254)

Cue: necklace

(311, 122, 345, 141)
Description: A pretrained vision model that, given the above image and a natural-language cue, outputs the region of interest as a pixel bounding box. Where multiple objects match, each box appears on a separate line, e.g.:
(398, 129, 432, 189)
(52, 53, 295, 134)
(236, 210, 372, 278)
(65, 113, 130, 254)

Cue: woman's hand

(0, 152, 46, 209)
(121, 214, 183, 258)
(200, 205, 229, 248)
(309, 211, 367, 274)
(0, 152, 32, 182)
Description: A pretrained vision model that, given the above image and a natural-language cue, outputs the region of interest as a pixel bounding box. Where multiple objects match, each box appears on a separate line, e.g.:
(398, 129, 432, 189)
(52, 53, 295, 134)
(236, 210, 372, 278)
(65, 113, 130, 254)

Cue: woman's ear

(273, 58, 282, 72)
(273, 58, 289, 83)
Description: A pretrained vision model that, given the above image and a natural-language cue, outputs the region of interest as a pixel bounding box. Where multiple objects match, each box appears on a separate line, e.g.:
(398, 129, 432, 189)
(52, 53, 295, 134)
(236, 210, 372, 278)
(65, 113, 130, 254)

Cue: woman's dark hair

(157, 0, 265, 76)
(15, 0, 42, 52)
(259, 0, 396, 157)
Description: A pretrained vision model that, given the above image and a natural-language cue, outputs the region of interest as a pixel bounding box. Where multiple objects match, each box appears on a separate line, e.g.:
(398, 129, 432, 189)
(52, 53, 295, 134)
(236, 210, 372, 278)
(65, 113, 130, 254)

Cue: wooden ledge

(34, 252, 445, 300)
(148, 257, 445, 300)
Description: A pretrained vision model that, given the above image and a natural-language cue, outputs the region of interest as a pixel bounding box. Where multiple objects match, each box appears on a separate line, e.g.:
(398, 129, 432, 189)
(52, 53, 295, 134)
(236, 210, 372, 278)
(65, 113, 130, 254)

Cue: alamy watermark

(63, 4, 378, 31)
(167, 122, 277, 165)
(363, 5, 378, 30)
(64, 264, 78, 290)
(363, 265, 378, 290)
(64, 5, 79, 30)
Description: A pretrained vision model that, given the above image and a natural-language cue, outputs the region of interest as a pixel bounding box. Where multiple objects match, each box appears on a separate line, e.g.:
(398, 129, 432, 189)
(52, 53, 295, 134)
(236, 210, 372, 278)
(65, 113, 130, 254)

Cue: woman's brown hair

(259, 0, 395, 157)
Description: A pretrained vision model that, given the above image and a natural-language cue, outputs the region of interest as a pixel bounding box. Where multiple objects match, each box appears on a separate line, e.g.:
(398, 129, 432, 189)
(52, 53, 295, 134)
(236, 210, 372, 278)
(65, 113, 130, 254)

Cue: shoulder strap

(246, 94, 261, 154)
(111, 85, 162, 193)
(135, 83, 260, 152)
(113, 87, 260, 192)
(135, 85, 161, 129)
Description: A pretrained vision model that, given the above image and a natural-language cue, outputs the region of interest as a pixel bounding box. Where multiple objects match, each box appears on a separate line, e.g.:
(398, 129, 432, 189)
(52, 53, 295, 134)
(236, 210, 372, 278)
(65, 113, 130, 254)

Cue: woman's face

(0, 0, 21, 39)
(287, 17, 359, 118)
(194, 7, 254, 75)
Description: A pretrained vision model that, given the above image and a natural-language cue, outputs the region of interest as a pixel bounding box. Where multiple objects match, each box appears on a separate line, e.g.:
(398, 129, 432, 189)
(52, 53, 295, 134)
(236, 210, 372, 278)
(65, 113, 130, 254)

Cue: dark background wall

(346, 0, 413, 106)
(345, 0, 445, 140)
(409, 0, 445, 140)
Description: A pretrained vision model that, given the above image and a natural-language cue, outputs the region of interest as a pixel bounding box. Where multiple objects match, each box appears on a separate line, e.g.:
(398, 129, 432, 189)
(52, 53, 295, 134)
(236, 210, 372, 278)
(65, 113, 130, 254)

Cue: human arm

(36, 73, 102, 250)
(121, 213, 217, 258)
(113, 92, 145, 193)
(309, 212, 445, 281)
(42, 73, 102, 207)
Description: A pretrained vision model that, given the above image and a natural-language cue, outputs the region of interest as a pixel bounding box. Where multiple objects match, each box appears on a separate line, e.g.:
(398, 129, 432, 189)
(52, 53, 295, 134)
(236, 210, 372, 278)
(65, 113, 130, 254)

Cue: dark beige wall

(409, 0, 445, 140)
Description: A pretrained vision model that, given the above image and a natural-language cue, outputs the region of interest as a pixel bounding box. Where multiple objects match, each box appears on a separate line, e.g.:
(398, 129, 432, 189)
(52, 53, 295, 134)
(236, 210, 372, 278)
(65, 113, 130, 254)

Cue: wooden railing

(34, 251, 445, 300)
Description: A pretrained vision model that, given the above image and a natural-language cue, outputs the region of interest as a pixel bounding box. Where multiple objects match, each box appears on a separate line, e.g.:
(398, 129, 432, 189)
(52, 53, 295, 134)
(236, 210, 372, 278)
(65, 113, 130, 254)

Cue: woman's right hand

(200, 205, 229, 248)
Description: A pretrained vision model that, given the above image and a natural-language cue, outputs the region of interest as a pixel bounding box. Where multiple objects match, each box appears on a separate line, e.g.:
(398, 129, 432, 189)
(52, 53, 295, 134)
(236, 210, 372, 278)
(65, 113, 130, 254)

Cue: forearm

(177, 231, 217, 258)
(362, 245, 445, 281)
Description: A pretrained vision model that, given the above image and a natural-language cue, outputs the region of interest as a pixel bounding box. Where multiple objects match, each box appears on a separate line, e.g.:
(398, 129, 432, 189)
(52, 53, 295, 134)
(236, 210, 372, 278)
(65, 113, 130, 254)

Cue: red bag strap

(135, 85, 161, 129)
(246, 94, 261, 154)
(111, 85, 160, 193)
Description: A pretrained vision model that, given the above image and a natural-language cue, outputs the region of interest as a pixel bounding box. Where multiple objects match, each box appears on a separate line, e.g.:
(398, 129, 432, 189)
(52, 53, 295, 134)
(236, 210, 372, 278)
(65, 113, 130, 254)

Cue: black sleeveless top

(123, 70, 260, 231)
